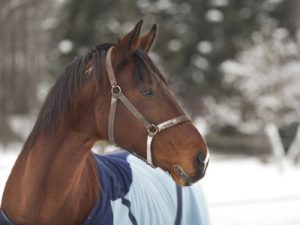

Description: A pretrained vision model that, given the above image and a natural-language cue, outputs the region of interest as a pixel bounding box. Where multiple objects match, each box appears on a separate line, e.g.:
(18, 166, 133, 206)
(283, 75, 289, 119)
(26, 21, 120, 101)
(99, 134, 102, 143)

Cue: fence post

(287, 124, 300, 163)
(265, 123, 286, 170)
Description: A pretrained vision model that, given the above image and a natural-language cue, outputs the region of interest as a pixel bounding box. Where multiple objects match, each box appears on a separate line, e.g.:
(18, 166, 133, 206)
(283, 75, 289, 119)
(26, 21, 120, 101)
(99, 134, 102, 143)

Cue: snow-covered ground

(1, 147, 299, 225)
(202, 154, 300, 225)
(0, 144, 22, 203)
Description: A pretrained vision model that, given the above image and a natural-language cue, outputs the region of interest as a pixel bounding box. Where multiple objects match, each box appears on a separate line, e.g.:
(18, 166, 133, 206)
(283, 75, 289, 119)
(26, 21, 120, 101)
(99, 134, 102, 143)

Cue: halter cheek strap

(105, 47, 190, 167)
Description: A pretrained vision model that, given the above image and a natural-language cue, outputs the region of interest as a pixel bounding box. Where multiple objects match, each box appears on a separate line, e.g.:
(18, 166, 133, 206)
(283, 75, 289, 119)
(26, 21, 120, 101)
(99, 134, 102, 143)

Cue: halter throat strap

(105, 47, 190, 166)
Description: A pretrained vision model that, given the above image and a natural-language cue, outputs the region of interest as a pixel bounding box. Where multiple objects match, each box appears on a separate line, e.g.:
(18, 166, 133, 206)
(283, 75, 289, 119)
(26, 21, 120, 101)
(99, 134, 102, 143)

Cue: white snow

(201, 155, 300, 225)
(192, 55, 210, 70)
(219, 30, 300, 127)
(0, 145, 21, 203)
(205, 9, 224, 23)
(197, 41, 213, 55)
(155, 0, 172, 11)
(1, 149, 300, 225)
(168, 39, 183, 52)
(210, 0, 229, 7)
(58, 39, 74, 54)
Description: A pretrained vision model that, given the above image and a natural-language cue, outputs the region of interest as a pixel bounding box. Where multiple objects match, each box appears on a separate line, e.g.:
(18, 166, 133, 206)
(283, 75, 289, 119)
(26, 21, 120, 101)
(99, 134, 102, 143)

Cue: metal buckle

(147, 124, 159, 137)
(111, 85, 122, 97)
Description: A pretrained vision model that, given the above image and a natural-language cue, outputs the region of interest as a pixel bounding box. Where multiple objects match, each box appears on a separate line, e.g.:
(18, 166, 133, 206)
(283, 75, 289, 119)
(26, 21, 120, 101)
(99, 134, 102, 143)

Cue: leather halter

(105, 47, 190, 167)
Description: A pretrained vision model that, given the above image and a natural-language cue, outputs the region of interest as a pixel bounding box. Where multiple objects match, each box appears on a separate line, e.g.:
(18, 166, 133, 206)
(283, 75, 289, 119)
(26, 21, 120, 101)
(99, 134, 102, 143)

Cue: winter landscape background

(1, 145, 300, 225)
(1, 0, 300, 224)
(1, 118, 300, 225)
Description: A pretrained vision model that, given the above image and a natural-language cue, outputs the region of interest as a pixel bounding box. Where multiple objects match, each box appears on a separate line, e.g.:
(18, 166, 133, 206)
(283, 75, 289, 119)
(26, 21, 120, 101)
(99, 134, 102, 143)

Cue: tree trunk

(289, 0, 300, 32)
(265, 123, 285, 170)
(287, 124, 300, 163)
(0, 0, 53, 144)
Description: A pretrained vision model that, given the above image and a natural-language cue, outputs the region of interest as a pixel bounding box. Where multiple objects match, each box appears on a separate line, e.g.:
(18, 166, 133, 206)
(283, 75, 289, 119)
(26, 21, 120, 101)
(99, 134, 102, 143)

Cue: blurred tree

(0, 0, 53, 143)
(218, 26, 300, 133)
(53, 0, 295, 117)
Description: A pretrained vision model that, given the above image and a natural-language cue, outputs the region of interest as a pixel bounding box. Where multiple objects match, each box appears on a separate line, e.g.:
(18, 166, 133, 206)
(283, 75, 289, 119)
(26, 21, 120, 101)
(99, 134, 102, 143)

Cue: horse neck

(2, 118, 100, 224)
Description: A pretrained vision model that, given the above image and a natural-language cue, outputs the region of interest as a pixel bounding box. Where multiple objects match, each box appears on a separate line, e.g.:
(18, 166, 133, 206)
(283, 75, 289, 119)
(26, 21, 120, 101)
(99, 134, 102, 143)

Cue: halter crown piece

(105, 47, 190, 167)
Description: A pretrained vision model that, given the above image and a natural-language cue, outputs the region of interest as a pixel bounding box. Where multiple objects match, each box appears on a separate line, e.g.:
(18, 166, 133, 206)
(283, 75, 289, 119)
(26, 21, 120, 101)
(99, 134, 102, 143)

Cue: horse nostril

(196, 151, 207, 165)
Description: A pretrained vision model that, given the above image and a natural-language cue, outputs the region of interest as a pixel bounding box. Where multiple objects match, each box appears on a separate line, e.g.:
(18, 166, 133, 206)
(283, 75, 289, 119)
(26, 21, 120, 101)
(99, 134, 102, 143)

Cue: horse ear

(112, 20, 143, 66)
(140, 24, 157, 53)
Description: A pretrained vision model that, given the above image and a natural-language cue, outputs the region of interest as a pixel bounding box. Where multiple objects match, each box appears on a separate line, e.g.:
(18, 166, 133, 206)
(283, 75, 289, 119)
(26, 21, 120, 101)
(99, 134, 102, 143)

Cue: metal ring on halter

(111, 85, 122, 97)
(147, 124, 159, 137)
(105, 46, 191, 167)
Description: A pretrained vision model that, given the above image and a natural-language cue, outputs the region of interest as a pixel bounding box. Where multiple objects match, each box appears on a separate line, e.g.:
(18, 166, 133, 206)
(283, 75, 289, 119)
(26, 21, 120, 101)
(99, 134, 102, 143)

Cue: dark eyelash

(140, 88, 155, 97)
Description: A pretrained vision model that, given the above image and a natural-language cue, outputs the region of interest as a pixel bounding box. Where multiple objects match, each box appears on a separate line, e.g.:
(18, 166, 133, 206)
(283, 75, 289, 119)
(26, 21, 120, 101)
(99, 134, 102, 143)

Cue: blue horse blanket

(0, 151, 209, 225)
(84, 151, 209, 225)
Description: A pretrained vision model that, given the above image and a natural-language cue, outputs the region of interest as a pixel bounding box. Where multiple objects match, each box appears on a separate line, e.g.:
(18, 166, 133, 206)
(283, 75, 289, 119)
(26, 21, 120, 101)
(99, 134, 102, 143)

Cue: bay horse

(0, 20, 209, 225)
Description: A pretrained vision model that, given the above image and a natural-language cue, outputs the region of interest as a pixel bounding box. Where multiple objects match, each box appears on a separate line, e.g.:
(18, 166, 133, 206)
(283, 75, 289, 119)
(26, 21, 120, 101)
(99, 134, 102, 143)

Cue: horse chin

(170, 174, 192, 187)
(170, 164, 208, 186)
(170, 166, 194, 187)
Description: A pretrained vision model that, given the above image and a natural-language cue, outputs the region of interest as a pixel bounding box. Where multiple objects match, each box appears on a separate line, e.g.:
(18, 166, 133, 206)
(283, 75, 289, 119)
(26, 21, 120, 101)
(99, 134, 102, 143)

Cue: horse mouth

(173, 162, 208, 186)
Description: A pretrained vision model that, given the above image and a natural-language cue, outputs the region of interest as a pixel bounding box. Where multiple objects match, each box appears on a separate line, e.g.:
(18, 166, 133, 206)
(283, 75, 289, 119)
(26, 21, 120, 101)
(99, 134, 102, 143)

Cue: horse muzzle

(174, 150, 209, 186)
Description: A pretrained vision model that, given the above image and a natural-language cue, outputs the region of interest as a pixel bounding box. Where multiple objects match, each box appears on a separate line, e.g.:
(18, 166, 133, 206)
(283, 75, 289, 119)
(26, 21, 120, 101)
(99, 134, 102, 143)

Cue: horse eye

(140, 88, 155, 97)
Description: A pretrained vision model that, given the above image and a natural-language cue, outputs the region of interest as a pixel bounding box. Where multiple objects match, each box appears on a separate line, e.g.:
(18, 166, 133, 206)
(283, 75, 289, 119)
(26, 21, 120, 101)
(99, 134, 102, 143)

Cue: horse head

(88, 20, 209, 186)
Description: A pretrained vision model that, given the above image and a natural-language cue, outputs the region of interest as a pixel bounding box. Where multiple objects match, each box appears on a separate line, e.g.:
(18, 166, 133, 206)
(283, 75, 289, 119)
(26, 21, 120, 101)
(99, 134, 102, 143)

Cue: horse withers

(1, 20, 209, 225)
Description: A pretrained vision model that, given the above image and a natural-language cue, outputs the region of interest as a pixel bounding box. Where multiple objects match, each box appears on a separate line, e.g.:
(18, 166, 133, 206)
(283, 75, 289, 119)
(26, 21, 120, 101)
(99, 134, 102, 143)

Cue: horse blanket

(0, 150, 209, 225)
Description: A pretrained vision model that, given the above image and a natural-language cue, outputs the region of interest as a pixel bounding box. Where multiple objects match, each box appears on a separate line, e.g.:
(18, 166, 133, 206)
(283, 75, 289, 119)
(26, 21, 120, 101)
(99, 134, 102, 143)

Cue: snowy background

(1, 117, 300, 225)
(1, 147, 300, 225)
(2, 0, 300, 224)
(203, 155, 300, 225)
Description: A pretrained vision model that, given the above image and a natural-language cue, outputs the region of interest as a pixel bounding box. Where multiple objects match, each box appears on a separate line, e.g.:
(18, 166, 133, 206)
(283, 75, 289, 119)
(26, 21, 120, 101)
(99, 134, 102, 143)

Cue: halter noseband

(105, 47, 190, 167)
